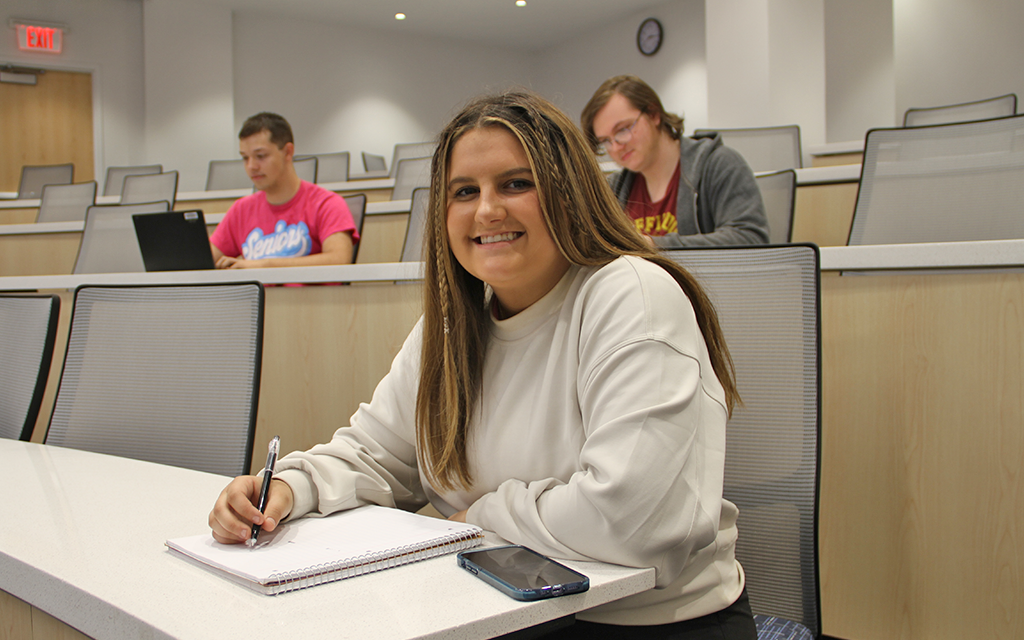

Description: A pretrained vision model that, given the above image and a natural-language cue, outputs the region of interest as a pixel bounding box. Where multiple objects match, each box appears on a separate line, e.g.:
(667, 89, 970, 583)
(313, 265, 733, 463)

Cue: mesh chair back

(18, 163, 74, 199)
(74, 201, 171, 274)
(0, 295, 61, 441)
(693, 126, 803, 172)
(45, 283, 263, 476)
(362, 152, 387, 174)
(315, 152, 350, 183)
(121, 171, 179, 207)
(389, 142, 437, 178)
(904, 93, 1017, 127)
(848, 114, 1024, 245)
(206, 159, 251, 191)
(392, 156, 432, 201)
(401, 187, 429, 262)
(665, 245, 821, 638)
(342, 193, 367, 261)
(103, 164, 163, 197)
(755, 170, 796, 243)
(293, 156, 318, 183)
(36, 181, 97, 223)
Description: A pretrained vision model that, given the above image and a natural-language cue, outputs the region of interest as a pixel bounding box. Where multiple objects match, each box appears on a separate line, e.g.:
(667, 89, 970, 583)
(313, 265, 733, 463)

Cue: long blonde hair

(416, 91, 736, 491)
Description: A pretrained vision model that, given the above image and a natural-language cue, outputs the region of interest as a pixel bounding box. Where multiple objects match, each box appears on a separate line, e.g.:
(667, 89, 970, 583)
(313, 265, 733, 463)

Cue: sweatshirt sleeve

(465, 262, 730, 587)
(273, 319, 427, 519)
(655, 145, 771, 247)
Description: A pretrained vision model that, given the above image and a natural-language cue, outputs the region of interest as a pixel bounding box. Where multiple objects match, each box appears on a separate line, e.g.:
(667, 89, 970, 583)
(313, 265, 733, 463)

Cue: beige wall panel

(0, 71, 94, 192)
(0, 209, 40, 225)
(356, 213, 409, 264)
(810, 152, 863, 167)
(819, 272, 1024, 640)
(0, 233, 80, 277)
(790, 182, 859, 247)
(251, 283, 422, 471)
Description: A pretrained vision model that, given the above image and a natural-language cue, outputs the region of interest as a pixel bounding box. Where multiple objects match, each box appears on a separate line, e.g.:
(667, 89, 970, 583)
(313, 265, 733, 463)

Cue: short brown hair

(238, 112, 293, 148)
(580, 75, 684, 152)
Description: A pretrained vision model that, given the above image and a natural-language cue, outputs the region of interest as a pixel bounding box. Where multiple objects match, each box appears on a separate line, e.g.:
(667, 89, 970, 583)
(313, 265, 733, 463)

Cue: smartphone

(457, 545, 590, 601)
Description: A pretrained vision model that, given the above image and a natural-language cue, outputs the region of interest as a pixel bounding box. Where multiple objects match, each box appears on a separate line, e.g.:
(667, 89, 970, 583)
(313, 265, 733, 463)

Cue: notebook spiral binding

(264, 528, 483, 595)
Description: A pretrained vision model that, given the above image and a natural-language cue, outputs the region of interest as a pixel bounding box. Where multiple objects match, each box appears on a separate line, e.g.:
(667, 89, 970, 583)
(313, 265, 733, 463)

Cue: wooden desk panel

(811, 152, 863, 167)
(791, 182, 859, 247)
(0, 208, 38, 225)
(819, 271, 1024, 640)
(0, 233, 80, 277)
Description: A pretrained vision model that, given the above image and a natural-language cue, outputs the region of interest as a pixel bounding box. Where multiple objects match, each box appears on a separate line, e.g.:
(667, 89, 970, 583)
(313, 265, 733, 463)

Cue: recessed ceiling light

(516, 0, 526, 6)
(395, 13, 406, 20)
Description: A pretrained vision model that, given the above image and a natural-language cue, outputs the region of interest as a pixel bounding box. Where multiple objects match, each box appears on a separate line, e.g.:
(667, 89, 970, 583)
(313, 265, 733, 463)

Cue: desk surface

(1, 440, 655, 640)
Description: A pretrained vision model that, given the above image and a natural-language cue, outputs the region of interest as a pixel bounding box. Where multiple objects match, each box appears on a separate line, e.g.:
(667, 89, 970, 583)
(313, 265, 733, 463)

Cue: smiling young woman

(211, 91, 755, 639)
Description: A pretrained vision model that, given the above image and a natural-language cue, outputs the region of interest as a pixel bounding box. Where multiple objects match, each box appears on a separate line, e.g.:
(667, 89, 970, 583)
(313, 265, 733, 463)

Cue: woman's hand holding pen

(209, 476, 294, 545)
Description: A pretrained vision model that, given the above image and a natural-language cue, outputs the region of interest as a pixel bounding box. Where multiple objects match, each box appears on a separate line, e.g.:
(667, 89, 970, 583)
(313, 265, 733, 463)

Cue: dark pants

(539, 588, 757, 640)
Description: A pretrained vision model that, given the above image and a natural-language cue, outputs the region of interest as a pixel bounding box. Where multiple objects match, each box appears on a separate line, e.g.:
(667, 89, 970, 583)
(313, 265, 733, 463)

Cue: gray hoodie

(609, 132, 770, 246)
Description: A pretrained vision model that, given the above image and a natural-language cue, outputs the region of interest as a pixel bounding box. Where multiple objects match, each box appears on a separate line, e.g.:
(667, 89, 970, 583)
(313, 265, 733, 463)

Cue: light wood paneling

(791, 182, 859, 247)
(356, 213, 409, 264)
(819, 272, 1024, 640)
(0, 70, 94, 192)
(0, 590, 91, 640)
(811, 152, 863, 167)
(0, 209, 39, 225)
(251, 283, 422, 467)
(0, 233, 80, 277)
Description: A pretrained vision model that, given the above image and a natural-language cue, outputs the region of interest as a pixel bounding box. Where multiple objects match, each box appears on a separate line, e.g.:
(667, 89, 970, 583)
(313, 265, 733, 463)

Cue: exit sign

(16, 23, 63, 53)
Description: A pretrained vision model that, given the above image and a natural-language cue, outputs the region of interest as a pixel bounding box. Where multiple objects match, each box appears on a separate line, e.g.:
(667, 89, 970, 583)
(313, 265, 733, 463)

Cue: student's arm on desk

(209, 476, 295, 544)
(212, 231, 355, 269)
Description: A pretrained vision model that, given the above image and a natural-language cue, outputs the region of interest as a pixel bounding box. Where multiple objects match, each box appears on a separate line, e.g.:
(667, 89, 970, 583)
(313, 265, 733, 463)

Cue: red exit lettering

(16, 24, 63, 54)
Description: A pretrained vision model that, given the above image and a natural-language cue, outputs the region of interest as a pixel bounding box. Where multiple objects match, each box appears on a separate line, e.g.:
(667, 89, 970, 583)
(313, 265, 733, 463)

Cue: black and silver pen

(248, 435, 280, 548)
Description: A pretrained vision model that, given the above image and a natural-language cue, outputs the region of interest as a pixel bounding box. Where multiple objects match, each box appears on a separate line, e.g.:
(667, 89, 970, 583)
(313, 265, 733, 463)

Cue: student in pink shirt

(209, 112, 359, 269)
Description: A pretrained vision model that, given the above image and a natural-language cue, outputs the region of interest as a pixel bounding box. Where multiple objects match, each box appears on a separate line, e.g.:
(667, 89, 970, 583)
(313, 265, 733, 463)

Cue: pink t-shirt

(210, 181, 359, 260)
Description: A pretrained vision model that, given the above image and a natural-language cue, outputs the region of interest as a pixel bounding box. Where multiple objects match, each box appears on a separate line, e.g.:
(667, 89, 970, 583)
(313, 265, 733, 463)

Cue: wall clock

(637, 18, 663, 56)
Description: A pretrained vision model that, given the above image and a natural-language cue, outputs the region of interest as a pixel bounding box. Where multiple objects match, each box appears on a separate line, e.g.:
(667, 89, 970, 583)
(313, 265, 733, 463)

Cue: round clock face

(637, 18, 663, 56)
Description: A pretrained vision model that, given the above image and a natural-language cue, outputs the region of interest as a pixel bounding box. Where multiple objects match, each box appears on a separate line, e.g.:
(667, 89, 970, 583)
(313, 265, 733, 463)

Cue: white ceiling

(195, 0, 669, 51)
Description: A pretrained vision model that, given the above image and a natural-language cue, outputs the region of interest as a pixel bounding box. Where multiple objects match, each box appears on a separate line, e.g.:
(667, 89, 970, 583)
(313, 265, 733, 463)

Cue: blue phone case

(457, 545, 590, 601)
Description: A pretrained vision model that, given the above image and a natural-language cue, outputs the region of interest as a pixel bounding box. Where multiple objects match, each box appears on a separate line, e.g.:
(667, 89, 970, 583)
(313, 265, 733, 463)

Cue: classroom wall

(0, 0, 145, 175)
(893, 0, 1024, 121)
(823, 0, 896, 142)
(142, 0, 236, 191)
(529, 0, 709, 134)
(230, 11, 534, 176)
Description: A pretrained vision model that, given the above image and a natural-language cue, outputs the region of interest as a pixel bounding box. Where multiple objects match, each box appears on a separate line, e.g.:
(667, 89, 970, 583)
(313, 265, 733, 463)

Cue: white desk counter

(1, 440, 655, 640)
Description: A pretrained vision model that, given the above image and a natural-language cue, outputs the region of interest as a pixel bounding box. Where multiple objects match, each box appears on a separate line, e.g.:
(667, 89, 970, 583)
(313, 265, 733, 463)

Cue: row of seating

(0, 243, 822, 638)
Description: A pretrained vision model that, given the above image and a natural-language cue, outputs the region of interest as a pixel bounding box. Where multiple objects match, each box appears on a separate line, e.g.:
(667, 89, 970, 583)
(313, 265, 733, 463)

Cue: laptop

(132, 210, 216, 271)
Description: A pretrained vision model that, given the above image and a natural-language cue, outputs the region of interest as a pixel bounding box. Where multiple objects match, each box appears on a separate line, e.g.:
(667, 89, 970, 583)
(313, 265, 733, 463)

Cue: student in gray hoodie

(582, 75, 770, 247)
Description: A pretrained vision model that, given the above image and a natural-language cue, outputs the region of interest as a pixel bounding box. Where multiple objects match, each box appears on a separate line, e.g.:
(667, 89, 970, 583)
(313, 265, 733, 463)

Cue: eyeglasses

(596, 114, 643, 154)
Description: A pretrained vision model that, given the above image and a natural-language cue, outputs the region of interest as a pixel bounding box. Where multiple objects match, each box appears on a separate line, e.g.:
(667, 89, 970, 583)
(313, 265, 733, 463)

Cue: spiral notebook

(165, 505, 484, 595)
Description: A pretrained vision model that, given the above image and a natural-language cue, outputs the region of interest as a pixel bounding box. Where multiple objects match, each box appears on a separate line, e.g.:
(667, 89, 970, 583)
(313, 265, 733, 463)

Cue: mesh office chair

(103, 164, 163, 197)
(362, 152, 388, 176)
(848, 114, 1024, 245)
(0, 295, 61, 441)
(389, 142, 437, 178)
(401, 187, 429, 262)
(693, 126, 803, 172)
(206, 159, 251, 191)
(665, 245, 821, 640)
(903, 93, 1017, 127)
(35, 181, 97, 223)
(342, 193, 367, 261)
(73, 201, 171, 274)
(121, 171, 179, 207)
(18, 163, 74, 199)
(44, 283, 264, 476)
(314, 152, 350, 184)
(293, 156, 318, 183)
(392, 157, 432, 201)
(755, 170, 796, 244)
